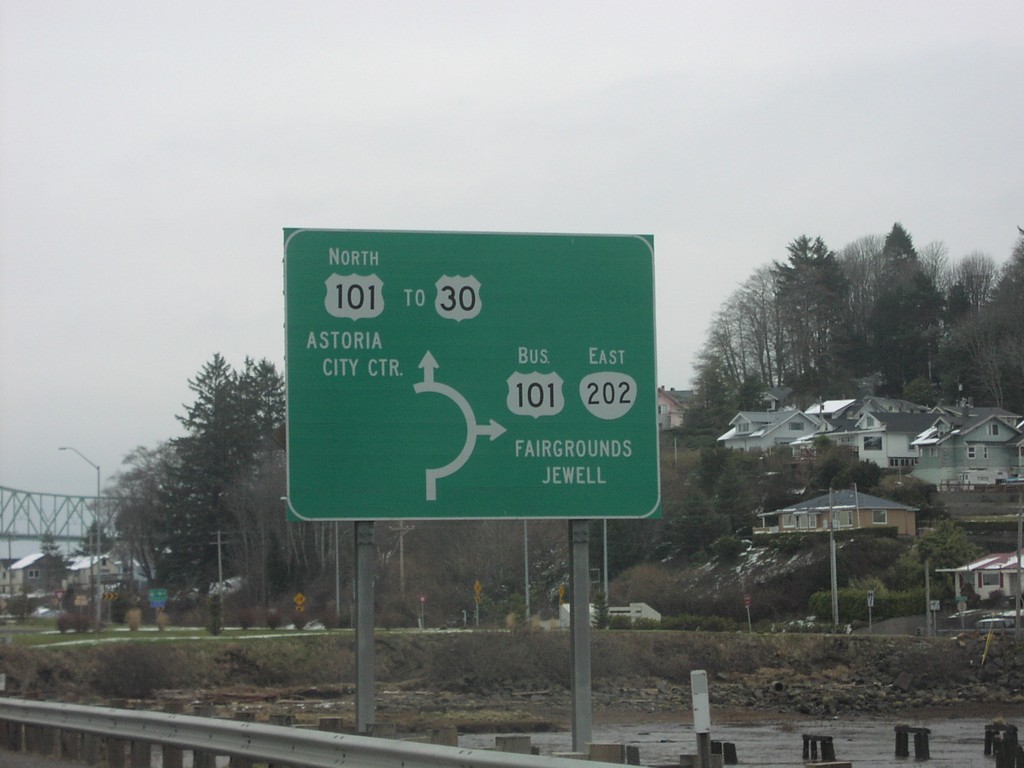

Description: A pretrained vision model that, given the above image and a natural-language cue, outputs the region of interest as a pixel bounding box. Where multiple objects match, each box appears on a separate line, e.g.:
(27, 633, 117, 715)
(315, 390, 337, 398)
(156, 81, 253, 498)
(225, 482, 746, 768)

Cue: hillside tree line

(687, 224, 1024, 439)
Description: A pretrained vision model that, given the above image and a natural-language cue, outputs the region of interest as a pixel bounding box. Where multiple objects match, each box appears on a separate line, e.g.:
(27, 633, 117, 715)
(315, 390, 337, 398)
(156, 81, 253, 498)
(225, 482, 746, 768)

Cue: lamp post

(59, 446, 102, 631)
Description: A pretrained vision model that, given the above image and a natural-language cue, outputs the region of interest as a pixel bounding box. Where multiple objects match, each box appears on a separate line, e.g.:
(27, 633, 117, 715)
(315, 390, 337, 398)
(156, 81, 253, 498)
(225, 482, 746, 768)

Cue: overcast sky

(1, 2, 1022, 499)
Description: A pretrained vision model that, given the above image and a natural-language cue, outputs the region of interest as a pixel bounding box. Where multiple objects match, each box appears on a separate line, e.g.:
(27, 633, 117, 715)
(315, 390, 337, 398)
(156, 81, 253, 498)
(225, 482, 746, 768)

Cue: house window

(782, 514, 796, 529)
(826, 510, 852, 528)
(789, 420, 804, 431)
(737, 423, 749, 433)
(968, 446, 976, 460)
(980, 572, 1001, 588)
(863, 436, 882, 451)
(990, 423, 1000, 436)
(872, 509, 888, 525)
(27, 568, 40, 580)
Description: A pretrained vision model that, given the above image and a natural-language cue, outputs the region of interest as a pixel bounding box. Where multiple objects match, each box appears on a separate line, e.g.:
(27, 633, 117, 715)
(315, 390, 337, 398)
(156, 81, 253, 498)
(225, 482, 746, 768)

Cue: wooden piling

(495, 735, 533, 754)
(802, 734, 835, 762)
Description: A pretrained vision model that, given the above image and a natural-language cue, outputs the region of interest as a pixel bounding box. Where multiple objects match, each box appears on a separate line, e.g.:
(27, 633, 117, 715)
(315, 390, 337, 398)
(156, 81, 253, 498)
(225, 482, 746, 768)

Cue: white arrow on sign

(414, 351, 506, 501)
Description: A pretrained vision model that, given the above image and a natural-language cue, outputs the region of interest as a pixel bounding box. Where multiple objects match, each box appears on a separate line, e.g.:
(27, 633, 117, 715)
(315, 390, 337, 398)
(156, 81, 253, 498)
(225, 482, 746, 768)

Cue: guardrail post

(0, 719, 22, 752)
(27, 722, 58, 755)
(192, 704, 217, 768)
(130, 738, 151, 768)
(105, 736, 127, 768)
(229, 711, 256, 768)
(61, 727, 81, 760)
(82, 732, 100, 764)
(162, 702, 184, 768)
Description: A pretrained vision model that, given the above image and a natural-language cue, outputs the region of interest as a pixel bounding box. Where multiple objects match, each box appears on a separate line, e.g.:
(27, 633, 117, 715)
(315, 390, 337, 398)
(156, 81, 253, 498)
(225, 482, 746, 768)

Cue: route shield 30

(283, 229, 659, 521)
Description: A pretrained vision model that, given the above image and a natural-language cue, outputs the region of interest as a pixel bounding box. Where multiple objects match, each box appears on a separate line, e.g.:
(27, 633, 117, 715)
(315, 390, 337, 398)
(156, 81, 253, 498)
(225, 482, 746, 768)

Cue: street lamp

(58, 446, 102, 631)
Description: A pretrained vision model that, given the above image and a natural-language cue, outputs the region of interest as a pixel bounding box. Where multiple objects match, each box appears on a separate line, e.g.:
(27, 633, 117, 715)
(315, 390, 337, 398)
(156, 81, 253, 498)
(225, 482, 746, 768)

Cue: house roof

(10, 553, 47, 570)
(858, 412, 937, 433)
(762, 489, 918, 518)
(951, 552, 1024, 573)
(806, 400, 858, 419)
(912, 411, 1023, 447)
(66, 553, 115, 572)
(932, 405, 1022, 421)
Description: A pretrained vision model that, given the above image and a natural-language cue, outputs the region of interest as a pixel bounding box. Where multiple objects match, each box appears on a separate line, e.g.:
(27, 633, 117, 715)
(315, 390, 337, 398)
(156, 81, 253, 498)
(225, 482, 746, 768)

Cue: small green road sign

(284, 229, 659, 521)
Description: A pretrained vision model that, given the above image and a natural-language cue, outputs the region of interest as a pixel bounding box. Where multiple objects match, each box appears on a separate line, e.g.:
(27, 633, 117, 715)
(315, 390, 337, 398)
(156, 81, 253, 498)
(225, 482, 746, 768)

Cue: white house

(947, 552, 1024, 603)
(717, 409, 818, 451)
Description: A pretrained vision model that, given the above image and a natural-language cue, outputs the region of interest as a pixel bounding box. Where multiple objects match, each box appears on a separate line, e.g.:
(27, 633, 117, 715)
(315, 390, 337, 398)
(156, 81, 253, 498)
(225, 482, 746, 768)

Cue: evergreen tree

(159, 354, 285, 590)
(772, 235, 849, 395)
(869, 224, 943, 394)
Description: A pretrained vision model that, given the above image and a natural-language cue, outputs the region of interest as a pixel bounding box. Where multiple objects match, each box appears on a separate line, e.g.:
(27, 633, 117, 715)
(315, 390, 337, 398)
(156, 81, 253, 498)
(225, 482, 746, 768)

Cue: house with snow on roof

(911, 406, 1023, 487)
(945, 552, 1023, 603)
(717, 409, 818, 452)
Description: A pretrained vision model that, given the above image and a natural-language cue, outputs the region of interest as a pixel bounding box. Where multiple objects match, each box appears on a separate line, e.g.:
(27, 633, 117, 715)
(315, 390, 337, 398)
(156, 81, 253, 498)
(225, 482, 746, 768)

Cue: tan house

(754, 489, 918, 537)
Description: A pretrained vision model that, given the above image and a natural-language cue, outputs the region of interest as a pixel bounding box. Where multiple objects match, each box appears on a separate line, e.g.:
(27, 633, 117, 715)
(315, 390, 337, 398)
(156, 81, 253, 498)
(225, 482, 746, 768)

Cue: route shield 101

(283, 229, 660, 521)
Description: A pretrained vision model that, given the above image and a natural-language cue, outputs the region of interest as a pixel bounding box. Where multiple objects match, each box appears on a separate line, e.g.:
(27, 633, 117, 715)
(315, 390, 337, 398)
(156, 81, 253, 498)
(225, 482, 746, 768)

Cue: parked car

(976, 616, 1015, 634)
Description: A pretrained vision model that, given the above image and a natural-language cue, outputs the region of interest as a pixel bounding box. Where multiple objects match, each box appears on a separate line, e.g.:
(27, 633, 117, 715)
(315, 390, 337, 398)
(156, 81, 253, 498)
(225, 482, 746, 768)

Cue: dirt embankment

(2, 631, 1023, 733)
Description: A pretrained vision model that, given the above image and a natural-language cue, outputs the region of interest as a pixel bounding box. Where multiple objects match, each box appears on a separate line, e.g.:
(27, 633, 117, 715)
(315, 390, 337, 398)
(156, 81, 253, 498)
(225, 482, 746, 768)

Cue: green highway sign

(283, 229, 659, 521)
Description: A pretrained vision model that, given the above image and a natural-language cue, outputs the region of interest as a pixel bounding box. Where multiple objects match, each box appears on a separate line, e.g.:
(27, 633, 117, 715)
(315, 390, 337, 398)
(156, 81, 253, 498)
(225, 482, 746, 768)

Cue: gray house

(912, 406, 1023, 487)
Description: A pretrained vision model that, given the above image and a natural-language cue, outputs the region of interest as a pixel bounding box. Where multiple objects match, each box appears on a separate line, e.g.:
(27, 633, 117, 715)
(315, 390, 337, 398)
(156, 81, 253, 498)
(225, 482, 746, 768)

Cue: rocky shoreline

(5, 628, 1024, 735)
(157, 631, 1024, 735)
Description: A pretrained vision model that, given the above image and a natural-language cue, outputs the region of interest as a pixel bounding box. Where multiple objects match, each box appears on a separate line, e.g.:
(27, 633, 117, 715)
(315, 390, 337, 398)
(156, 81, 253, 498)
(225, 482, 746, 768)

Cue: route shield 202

(283, 229, 660, 521)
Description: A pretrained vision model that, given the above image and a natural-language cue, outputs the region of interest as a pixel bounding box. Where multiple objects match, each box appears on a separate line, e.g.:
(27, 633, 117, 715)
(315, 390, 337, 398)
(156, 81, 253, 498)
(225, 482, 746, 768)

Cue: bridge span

(0, 486, 107, 551)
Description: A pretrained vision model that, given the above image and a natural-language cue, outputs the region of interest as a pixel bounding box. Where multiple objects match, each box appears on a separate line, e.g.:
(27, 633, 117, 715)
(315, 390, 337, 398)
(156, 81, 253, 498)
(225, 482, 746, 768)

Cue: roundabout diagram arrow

(414, 351, 507, 500)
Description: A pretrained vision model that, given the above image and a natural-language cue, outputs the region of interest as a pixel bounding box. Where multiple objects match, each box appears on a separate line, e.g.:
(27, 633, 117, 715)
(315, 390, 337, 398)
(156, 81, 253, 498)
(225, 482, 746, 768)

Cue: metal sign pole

(569, 520, 592, 752)
(355, 521, 375, 733)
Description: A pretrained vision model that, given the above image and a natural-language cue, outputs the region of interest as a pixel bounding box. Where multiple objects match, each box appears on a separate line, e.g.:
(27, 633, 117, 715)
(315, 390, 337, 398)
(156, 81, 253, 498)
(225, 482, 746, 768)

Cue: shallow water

(461, 714, 1024, 767)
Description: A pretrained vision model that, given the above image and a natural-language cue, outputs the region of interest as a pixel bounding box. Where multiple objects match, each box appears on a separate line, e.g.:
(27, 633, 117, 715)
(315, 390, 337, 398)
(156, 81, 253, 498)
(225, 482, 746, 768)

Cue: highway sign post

(283, 229, 659, 521)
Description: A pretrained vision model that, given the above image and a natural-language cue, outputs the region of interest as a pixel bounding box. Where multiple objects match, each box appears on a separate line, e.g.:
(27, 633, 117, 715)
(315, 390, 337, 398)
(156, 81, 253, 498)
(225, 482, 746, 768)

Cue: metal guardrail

(0, 698, 603, 768)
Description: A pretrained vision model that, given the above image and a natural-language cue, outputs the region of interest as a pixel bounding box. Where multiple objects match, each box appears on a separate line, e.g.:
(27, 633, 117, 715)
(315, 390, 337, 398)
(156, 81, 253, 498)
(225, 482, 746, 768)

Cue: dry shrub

(93, 644, 187, 699)
(155, 610, 170, 631)
(56, 612, 92, 633)
(126, 608, 142, 631)
(424, 632, 570, 691)
(236, 607, 260, 630)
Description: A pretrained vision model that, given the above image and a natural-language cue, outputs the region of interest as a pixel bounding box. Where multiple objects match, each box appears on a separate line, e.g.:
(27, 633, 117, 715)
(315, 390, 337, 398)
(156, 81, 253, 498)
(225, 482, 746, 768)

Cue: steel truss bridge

(0, 486, 107, 553)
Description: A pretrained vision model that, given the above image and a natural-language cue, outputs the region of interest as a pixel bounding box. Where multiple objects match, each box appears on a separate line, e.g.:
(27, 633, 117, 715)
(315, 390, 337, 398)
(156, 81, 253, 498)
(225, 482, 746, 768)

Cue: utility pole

(828, 489, 839, 627)
(1016, 491, 1022, 641)
(523, 521, 530, 626)
(59, 447, 102, 632)
(390, 523, 414, 598)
